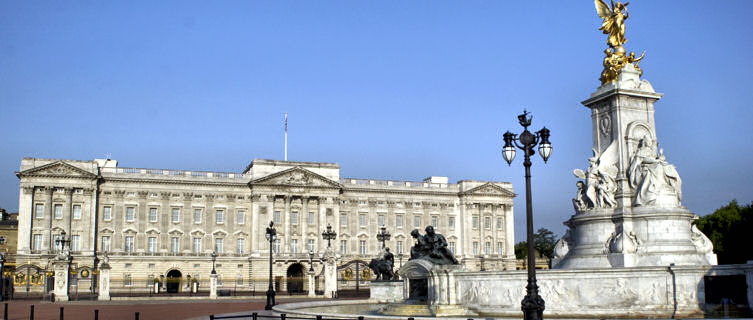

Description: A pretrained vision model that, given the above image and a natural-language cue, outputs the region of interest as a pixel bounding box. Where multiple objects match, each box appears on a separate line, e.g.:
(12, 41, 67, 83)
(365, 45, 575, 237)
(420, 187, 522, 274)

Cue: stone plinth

(209, 273, 218, 299)
(52, 259, 70, 302)
(369, 280, 403, 303)
(322, 248, 338, 298)
(307, 270, 316, 297)
(98, 263, 111, 301)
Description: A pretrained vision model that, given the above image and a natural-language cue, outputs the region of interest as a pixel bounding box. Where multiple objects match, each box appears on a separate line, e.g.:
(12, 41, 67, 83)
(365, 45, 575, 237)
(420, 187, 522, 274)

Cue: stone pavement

(0, 297, 326, 320)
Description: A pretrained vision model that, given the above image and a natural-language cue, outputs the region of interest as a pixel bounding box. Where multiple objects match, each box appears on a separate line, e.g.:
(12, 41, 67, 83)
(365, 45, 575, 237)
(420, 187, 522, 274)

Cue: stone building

(14, 157, 515, 294)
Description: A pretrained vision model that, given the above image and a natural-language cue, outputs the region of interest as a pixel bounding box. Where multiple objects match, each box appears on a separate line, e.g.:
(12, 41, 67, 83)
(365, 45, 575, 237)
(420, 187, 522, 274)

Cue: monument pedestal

(322, 248, 337, 298)
(97, 262, 111, 301)
(52, 259, 70, 302)
(369, 281, 403, 303)
(209, 273, 218, 299)
(307, 270, 316, 297)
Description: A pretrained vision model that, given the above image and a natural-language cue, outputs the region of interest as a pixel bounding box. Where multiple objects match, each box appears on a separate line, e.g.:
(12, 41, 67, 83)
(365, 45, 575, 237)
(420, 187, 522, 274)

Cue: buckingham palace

(12, 157, 516, 295)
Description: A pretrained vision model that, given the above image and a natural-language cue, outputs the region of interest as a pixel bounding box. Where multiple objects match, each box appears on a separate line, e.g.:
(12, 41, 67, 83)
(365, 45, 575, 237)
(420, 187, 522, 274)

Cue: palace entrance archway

(166, 270, 182, 293)
(286, 263, 304, 293)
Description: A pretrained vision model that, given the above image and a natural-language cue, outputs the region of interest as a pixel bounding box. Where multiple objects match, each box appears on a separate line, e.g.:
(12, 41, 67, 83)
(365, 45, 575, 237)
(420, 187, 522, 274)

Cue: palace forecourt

(14, 158, 516, 297)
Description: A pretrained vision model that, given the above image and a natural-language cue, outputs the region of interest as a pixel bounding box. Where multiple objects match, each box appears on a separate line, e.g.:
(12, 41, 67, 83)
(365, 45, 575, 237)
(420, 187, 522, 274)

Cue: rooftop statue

(595, 0, 644, 84)
(409, 226, 458, 265)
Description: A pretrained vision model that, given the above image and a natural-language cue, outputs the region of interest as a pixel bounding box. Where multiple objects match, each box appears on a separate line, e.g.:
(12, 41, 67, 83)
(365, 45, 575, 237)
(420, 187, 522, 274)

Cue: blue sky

(1, 1, 752, 242)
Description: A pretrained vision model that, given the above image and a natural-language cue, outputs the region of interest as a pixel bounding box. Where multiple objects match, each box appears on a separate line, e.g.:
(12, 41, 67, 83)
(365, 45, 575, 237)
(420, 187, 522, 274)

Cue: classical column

(17, 186, 34, 254)
(333, 197, 340, 244)
(266, 195, 274, 253)
(302, 196, 309, 250)
(87, 187, 98, 257)
(504, 204, 516, 260)
(47, 187, 54, 252)
(284, 195, 291, 253)
(318, 198, 326, 254)
(251, 195, 260, 252)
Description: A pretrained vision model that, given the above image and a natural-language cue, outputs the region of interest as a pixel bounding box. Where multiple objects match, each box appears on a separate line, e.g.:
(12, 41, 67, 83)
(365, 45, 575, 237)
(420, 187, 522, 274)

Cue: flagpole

(284, 112, 288, 161)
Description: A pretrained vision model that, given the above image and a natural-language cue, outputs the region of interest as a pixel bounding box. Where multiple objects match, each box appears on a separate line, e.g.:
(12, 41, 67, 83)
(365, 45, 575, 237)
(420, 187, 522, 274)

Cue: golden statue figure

(595, 0, 629, 54)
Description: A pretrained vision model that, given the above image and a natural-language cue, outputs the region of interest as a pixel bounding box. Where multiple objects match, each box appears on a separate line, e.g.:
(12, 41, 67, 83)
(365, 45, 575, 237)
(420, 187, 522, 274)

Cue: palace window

(193, 209, 202, 223)
(172, 208, 180, 223)
(396, 241, 403, 254)
(472, 216, 479, 229)
(291, 211, 299, 225)
(497, 242, 503, 255)
(497, 217, 503, 229)
(124, 236, 134, 253)
(414, 216, 421, 228)
(215, 238, 223, 253)
(308, 211, 315, 225)
(449, 241, 456, 254)
(431, 216, 438, 228)
(484, 217, 491, 230)
(236, 238, 245, 254)
(340, 240, 347, 254)
(148, 237, 157, 253)
(71, 235, 80, 252)
(485, 242, 491, 255)
(53, 234, 63, 252)
(377, 215, 384, 226)
(396, 215, 403, 228)
(170, 237, 179, 254)
(72, 205, 81, 220)
(291, 239, 299, 254)
(307, 239, 315, 252)
(359, 214, 366, 227)
(236, 210, 245, 225)
(273, 239, 280, 253)
(215, 210, 224, 224)
(340, 213, 347, 227)
(193, 237, 202, 253)
(359, 240, 366, 255)
(448, 216, 455, 229)
(125, 207, 135, 222)
(273, 211, 281, 224)
(54, 204, 63, 219)
(32, 234, 42, 251)
(124, 274, 132, 287)
(102, 236, 111, 252)
(35, 204, 44, 218)
(472, 242, 478, 255)
(103, 206, 112, 221)
(149, 208, 158, 222)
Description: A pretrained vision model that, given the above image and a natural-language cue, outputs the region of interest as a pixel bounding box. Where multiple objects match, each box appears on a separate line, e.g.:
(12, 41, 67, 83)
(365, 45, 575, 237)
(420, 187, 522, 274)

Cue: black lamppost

(211, 251, 218, 275)
(502, 110, 551, 320)
(376, 225, 391, 249)
(308, 249, 315, 272)
(55, 231, 71, 253)
(321, 224, 337, 249)
(398, 253, 404, 268)
(265, 221, 277, 310)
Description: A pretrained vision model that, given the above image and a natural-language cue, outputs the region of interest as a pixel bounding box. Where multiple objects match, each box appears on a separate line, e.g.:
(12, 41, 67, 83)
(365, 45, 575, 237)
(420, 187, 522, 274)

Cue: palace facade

(14, 157, 515, 294)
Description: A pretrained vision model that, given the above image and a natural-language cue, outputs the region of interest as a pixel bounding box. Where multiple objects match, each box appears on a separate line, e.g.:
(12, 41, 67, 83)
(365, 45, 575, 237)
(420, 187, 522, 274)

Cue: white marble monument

(322, 247, 338, 298)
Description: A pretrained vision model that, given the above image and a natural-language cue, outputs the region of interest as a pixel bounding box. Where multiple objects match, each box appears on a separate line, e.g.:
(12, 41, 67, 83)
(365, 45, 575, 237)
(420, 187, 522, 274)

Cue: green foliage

(514, 228, 558, 259)
(694, 200, 753, 264)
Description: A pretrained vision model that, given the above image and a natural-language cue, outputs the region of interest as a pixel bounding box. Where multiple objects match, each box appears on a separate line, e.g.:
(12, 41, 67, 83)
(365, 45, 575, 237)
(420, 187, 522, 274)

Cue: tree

(694, 200, 753, 264)
(514, 228, 558, 259)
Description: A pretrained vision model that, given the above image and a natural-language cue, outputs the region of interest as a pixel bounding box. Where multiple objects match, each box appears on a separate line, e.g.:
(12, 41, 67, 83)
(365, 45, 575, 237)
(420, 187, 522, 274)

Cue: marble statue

(573, 142, 618, 210)
(409, 226, 458, 265)
(628, 136, 682, 206)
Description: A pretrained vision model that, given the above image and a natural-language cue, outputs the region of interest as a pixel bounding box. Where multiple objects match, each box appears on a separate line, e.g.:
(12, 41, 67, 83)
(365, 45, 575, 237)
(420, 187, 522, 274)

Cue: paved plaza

(0, 298, 325, 320)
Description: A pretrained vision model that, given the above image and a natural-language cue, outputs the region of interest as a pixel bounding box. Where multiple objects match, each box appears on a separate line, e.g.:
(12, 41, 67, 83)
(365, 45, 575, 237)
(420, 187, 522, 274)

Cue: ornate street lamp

(502, 110, 551, 320)
(55, 231, 71, 253)
(376, 225, 391, 249)
(321, 224, 337, 248)
(265, 221, 277, 310)
(211, 251, 218, 275)
(308, 249, 315, 272)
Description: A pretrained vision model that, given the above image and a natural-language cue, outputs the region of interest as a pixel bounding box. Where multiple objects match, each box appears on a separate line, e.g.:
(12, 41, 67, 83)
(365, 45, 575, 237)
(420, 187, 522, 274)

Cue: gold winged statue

(594, 0, 644, 84)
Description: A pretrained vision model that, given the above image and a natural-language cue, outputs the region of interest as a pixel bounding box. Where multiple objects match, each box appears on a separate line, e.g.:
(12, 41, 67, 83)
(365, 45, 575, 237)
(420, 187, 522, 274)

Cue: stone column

(307, 269, 316, 297)
(504, 204, 515, 260)
(302, 197, 309, 250)
(284, 196, 291, 253)
(98, 260, 111, 301)
(52, 258, 70, 302)
(17, 186, 34, 254)
(251, 195, 260, 252)
(209, 272, 218, 299)
(322, 248, 338, 298)
(318, 198, 326, 254)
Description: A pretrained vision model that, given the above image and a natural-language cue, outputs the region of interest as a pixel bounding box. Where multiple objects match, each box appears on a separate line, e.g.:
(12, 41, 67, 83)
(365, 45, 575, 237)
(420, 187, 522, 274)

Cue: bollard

(3, 302, 7, 320)
(60, 307, 64, 320)
(359, 317, 364, 320)
(94, 309, 99, 320)
(209, 315, 214, 320)
(280, 313, 286, 320)
(252, 312, 258, 320)
(408, 318, 414, 320)
(30, 304, 34, 320)
(316, 316, 322, 320)
(135, 311, 139, 320)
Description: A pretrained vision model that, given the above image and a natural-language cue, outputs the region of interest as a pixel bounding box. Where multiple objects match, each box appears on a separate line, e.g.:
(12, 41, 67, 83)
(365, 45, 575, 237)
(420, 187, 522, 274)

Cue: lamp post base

(265, 289, 276, 310)
(521, 292, 545, 320)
